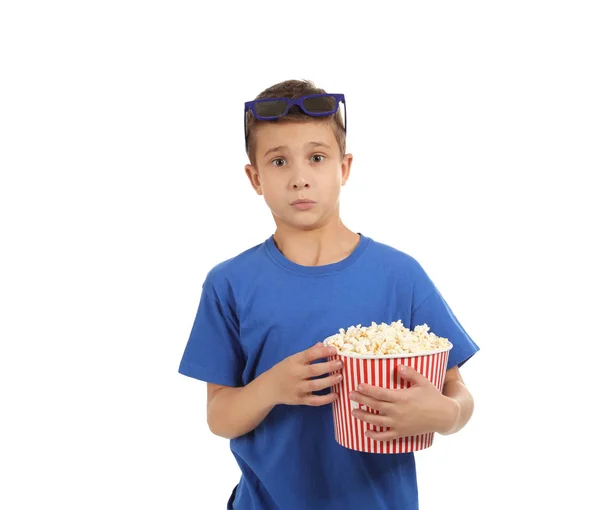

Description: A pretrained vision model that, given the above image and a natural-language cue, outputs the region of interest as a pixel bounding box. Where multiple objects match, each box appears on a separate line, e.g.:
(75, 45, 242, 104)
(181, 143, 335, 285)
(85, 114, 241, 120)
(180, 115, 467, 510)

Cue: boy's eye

(271, 155, 324, 167)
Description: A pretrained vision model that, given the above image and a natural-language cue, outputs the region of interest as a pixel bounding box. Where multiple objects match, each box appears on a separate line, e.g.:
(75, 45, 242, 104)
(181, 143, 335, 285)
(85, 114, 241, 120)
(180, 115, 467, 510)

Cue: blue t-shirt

(179, 234, 479, 510)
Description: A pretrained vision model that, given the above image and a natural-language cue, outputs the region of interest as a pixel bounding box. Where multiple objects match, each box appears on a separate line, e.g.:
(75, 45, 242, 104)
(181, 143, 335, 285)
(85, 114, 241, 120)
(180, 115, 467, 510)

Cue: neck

(272, 215, 360, 267)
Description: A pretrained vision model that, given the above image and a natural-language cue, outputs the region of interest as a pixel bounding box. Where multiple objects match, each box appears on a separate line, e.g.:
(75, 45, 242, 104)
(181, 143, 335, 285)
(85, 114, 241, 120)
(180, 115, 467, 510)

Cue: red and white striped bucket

(327, 345, 452, 454)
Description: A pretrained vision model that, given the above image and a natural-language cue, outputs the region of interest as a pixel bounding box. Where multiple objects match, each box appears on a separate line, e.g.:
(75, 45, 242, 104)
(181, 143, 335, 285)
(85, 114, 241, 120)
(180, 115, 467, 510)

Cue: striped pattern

(328, 349, 451, 454)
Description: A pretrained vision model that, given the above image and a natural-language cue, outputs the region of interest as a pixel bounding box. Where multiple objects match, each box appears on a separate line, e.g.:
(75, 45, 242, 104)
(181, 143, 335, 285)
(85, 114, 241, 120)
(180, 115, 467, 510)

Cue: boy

(178, 79, 479, 509)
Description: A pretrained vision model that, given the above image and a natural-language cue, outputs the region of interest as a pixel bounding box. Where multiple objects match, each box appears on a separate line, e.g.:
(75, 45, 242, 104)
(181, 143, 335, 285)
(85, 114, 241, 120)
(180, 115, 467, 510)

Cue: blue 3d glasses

(244, 93, 346, 151)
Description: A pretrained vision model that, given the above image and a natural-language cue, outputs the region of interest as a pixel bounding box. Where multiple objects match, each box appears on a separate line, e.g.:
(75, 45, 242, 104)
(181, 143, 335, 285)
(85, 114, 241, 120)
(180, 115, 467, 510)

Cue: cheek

(323, 172, 343, 193)
(261, 176, 280, 194)
(260, 180, 286, 208)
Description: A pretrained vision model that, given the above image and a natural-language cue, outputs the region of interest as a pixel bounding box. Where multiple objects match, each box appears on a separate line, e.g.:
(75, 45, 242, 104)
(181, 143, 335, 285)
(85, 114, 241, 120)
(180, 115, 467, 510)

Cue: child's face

(245, 120, 353, 232)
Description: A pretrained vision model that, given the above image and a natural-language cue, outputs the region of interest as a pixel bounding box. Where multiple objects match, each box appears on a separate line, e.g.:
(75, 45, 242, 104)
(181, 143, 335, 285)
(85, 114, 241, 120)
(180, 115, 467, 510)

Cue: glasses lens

(255, 100, 287, 118)
(302, 95, 337, 114)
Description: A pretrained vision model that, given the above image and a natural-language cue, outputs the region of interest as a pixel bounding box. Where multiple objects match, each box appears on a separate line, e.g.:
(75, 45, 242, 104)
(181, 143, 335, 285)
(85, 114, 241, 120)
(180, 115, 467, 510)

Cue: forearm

(439, 379, 474, 435)
(207, 371, 277, 440)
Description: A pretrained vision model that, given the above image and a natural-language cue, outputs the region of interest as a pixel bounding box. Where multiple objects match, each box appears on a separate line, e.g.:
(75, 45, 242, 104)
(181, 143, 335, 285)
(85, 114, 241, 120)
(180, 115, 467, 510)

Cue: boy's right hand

(265, 342, 344, 407)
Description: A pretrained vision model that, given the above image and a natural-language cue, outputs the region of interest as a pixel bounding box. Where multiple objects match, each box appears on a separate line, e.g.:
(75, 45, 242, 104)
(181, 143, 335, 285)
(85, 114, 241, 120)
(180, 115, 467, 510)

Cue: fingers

(364, 429, 405, 441)
(352, 408, 391, 428)
(353, 383, 398, 404)
(307, 358, 344, 378)
(396, 364, 429, 386)
(302, 342, 338, 364)
(304, 391, 339, 407)
(349, 390, 391, 413)
(303, 373, 343, 393)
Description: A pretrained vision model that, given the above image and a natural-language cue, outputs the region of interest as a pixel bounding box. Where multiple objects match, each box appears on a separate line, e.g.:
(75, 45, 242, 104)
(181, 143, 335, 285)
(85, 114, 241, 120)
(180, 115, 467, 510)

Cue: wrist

(437, 396, 460, 435)
(252, 369, 281, 408)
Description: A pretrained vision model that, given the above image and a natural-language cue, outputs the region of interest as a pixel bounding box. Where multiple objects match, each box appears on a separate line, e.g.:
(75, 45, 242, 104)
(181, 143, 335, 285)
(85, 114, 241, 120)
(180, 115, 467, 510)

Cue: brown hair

(245, 79, 346, 167)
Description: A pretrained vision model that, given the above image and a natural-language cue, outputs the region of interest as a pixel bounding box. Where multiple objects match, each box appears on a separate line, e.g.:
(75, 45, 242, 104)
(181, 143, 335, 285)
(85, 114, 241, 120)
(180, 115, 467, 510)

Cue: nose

(292, 174, 310, 189)
(293, 178, 310, 189)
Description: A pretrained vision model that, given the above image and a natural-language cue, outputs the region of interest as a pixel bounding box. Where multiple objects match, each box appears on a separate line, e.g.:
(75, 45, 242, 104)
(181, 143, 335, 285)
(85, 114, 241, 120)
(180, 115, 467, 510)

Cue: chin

(272, 214, 321, 231)
(291, 216, 329, 231)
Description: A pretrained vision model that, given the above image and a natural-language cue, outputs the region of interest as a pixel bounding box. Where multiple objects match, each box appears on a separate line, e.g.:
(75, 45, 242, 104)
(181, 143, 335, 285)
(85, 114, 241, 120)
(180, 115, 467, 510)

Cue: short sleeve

(178, 282, 245, 387)
(410, 262, 480, 369)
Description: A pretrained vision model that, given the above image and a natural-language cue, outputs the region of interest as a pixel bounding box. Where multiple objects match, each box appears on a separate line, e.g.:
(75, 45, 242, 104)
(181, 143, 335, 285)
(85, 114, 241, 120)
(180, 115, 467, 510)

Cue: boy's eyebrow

(263, 141, 332, 157)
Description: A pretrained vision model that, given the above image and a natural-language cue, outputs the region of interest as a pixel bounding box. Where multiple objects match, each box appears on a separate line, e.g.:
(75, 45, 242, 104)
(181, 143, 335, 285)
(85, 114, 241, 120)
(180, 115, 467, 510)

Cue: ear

(245, 164, 263, 196)
(341, 153, 353, 186)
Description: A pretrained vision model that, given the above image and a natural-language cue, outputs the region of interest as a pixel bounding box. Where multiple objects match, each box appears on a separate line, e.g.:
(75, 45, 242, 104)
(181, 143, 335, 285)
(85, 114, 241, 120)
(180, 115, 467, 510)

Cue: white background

(1, 1, 599, 508)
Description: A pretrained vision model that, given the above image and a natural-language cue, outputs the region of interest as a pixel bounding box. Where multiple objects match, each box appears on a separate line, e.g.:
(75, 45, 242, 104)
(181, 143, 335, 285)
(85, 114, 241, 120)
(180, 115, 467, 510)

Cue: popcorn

(324, 320, 451, 356)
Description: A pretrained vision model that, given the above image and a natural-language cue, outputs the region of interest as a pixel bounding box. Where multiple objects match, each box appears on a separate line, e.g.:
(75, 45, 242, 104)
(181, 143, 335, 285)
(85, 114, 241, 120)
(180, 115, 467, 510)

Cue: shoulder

(365, 236, 426, 275)
(202, 240, 266, 298)
(366, 236, 441, 308)
(363, 236, 436, 295)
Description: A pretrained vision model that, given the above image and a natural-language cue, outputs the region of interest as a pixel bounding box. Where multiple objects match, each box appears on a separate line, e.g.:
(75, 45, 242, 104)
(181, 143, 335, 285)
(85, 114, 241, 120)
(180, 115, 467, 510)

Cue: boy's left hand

(349, 364, 459, 441)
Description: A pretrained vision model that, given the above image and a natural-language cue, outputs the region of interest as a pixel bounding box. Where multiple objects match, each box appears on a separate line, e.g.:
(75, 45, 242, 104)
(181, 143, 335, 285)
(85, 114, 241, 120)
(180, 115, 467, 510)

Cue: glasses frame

(244, 93, 346, 152)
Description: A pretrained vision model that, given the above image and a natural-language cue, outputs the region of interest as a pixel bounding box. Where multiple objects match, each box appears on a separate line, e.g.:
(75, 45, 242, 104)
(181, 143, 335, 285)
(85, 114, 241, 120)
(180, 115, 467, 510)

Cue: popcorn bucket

(327, 344, 452, 454)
